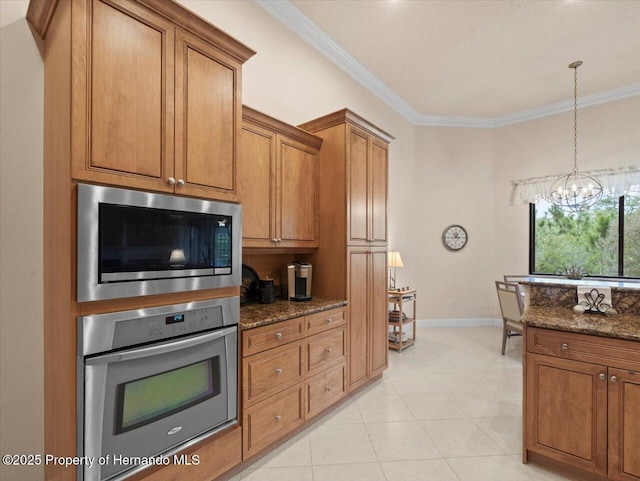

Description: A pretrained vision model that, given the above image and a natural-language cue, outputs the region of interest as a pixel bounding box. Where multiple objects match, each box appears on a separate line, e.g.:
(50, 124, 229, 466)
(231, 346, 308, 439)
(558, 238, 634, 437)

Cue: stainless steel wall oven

(77, 298, 238, 481)
(77, 183, 242, 302)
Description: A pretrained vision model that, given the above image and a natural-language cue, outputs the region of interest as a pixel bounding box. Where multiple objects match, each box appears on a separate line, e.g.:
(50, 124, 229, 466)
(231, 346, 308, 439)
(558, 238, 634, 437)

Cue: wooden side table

(388, 289, 417, 351)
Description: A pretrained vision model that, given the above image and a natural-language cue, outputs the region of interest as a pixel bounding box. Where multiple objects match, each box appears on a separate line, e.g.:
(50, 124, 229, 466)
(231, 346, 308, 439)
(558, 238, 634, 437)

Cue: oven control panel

(79, 297, 239, 356)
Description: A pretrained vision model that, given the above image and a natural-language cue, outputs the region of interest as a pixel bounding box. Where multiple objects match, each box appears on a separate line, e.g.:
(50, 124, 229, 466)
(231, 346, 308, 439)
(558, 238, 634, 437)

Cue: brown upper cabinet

(30, 0, 255, 201)
(299, 110, 392, 247)
(239, 107, 322, 249)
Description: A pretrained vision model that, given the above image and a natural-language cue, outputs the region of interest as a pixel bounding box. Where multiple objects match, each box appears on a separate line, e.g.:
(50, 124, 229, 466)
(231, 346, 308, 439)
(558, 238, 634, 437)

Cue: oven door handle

(85, 326, 237, 365)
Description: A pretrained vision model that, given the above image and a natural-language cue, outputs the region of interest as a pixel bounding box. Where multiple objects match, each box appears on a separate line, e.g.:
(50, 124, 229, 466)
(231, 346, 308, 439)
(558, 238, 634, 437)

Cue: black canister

(258, 278, 276, 304)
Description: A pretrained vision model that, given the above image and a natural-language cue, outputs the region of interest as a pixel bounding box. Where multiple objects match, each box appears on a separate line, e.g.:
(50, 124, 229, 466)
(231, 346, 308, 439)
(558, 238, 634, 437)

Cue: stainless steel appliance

(77, 298, 238, 481)
(287, 262, 312, 301)
(77, 183, 242, 302)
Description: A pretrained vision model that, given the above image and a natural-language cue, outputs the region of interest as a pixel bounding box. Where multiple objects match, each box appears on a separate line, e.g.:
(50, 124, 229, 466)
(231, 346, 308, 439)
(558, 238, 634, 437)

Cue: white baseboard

(415, 318, 503, 328)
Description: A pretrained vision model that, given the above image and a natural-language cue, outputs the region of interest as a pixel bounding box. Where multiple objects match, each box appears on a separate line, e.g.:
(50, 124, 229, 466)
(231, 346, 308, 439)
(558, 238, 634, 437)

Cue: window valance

(510, 166, 640, 205)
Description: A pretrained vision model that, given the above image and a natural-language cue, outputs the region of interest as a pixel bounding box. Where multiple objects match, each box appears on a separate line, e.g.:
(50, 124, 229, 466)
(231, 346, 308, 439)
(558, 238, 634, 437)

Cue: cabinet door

(73, 0, 174, 192)
(347, 248, 369, 390)
(347, 126, 370, 245)
(370, 138, 388, 245)
(175, 29, 240, 201)
(608, 368, 640, 481)
(277, 134, 318, 247)
(238, 122, 276, 247)
(369, 249, 388, 376)
(526, 353, 607, 476)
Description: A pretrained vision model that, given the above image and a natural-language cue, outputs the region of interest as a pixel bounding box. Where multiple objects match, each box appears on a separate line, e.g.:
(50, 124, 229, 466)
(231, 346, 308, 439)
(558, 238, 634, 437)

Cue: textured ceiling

(290, 0, 640, 119)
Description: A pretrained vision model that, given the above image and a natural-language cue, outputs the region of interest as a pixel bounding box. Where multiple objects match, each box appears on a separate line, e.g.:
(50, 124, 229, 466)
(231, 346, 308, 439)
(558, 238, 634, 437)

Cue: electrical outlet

(449, 298, 455, 307)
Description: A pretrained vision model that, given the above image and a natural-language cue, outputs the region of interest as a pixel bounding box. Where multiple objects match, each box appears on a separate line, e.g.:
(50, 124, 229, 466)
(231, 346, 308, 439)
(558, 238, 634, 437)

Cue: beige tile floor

(234, 327, 573, 481)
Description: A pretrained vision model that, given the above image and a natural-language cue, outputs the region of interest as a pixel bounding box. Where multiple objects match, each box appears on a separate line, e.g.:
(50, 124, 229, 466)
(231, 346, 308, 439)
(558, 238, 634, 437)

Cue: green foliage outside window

(532, 196, 640, 278)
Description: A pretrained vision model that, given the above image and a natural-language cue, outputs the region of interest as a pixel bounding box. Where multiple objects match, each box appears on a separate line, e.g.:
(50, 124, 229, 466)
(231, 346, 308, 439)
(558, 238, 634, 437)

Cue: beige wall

(0, 1, 638, 479)
(0, 9, 44, 481)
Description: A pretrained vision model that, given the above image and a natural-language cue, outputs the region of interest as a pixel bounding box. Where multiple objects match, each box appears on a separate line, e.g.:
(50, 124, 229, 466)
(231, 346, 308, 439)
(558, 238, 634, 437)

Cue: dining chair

(495, 280, 525, 355)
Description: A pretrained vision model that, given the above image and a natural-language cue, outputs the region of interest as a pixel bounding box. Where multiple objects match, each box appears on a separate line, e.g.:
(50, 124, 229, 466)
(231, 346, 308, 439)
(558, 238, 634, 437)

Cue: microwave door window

(99, 204, 227, 278)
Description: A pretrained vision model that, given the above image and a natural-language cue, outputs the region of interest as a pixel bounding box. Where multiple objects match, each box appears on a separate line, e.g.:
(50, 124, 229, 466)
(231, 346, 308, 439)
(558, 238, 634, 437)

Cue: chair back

(495, 281, 524, 323)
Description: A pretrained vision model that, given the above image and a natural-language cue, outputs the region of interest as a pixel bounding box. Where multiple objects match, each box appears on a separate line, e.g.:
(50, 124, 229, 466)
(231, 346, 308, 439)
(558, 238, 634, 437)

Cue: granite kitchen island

(520, 279, 640, 481)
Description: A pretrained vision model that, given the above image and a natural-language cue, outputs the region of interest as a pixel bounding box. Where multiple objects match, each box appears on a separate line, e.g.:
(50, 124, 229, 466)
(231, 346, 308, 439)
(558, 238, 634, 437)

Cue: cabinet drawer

(243, 385, 304, 459)
(242, 317, 305, 357)
(306, 363, 347, 419)
(306, 307, 346, 336)
(243, 341, 305, 406)
(527, 327, 640, 371)
(306, 328, 346, 376)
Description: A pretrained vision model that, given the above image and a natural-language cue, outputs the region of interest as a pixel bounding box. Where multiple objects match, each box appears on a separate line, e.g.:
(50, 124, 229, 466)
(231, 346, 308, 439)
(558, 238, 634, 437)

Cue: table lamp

(388, 251, 403, 290)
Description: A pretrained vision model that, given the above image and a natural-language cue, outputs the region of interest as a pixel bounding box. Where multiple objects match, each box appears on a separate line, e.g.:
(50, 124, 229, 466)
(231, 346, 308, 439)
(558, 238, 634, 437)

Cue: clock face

(442, 225, 468, 251)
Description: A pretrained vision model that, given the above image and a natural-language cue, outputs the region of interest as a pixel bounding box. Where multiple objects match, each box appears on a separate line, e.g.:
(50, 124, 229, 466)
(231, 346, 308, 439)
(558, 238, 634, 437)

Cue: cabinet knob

(325, 386, 332, 391)
(167, 177, 176, 185)
(275, 415, 282, 422)
(561, 343, 569, 350)
(599, 373, 606, 380)
(272, 238, 278, 243)
(276, 238, 282, 243)
(325, 347, 332, 353)
(275, 368, 282, 375)
(611, 376, 618, 383)
(275, 333, 282, 340)
(177, 178, 185, 186)
(326, 318, 332, 324)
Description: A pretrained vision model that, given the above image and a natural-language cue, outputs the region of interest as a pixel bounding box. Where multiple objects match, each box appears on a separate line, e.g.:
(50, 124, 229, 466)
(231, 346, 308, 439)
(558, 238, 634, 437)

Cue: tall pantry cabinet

(299, 110, 394, 391)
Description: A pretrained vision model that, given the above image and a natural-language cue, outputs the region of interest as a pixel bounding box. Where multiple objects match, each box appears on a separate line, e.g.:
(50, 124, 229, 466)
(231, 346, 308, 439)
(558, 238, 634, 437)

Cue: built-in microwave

(77, 183, 241, 302)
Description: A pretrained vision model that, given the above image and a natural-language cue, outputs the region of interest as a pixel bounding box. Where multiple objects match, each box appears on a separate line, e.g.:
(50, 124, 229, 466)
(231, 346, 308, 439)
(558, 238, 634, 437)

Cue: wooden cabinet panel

(242, 317, 305, 357)
(526, 352, 608, 476)
(243, 385, 304, 459)
(348, 127, 369, 245)
(370, 139, 388, 244)
(278, 136, 318, 246)
(348, 249, 369, 390)
(306, 328, 346, 376)
(306, 307, 346, 336)
(175, 29, 239, 201)
(369, 249, 388, 376)
(82, 0, 174, 191)
(306, 362, 347, 419)
(608, 369, 640, 481)
(238, 123, 276, 246)
(243, 341, 304, 407)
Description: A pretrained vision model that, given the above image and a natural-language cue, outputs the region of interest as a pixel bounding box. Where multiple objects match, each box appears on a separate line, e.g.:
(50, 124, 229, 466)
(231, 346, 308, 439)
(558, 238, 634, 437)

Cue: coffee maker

(287, 262, 312, 301)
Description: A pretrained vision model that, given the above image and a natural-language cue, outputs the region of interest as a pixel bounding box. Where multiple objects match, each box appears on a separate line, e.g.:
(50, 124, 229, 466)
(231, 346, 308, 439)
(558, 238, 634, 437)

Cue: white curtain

(510, 166, 640, 205)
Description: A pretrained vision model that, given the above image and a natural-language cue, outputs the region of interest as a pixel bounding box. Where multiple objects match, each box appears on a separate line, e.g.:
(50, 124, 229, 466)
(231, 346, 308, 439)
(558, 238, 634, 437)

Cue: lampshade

(388, 251, 403, 268)
(169, 248, 186, 266)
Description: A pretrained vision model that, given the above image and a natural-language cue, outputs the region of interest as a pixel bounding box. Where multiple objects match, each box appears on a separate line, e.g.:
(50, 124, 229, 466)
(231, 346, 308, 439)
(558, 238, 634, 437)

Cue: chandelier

(549, 61, 603, 212)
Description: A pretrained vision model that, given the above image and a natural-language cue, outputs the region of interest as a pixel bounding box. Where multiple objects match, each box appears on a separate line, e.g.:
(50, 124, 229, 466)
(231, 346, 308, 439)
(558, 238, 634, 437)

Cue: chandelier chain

(573, 65, 578, 173)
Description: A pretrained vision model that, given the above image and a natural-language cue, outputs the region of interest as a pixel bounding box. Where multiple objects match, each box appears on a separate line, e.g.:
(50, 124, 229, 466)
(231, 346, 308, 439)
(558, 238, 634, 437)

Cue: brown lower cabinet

(525, 326, 640, 481)
(242, 307, 347, 459)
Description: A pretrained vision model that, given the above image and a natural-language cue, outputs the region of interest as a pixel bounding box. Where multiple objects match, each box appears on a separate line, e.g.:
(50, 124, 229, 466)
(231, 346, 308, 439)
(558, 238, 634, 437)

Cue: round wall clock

(442, 225, 468, 251)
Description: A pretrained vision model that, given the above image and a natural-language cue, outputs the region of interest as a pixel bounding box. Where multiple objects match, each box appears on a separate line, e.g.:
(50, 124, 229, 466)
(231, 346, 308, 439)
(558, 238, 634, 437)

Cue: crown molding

(256, 0, 640, 129)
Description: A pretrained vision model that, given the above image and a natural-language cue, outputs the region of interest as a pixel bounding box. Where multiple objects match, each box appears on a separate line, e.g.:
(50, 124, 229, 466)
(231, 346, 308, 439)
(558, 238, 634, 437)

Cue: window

(530, 196, 640, 278)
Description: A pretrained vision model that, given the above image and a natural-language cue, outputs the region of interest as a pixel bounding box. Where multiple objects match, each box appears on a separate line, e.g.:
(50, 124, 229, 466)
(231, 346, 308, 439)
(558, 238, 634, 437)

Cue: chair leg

(501, 323, 508, 355)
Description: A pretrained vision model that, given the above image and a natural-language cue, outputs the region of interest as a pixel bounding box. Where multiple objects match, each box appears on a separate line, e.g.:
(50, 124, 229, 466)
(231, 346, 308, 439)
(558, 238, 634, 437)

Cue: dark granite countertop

(240, 297, 347, 330)
(523, 306, 640, 342)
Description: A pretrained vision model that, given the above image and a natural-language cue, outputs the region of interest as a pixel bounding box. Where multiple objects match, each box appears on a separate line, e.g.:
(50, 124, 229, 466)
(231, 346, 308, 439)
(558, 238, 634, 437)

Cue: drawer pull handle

(326, 347, 332, 353)
(275, 368, 283, 375)
(561, 343, 568, 350)
(325, 386, 332, 391)
(327, 318, 332, 324)
(599, 373, 606, 380)
(611, 376, 618, 383)
(275, 415, 282, 421)
(275, 333, 283, 340)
